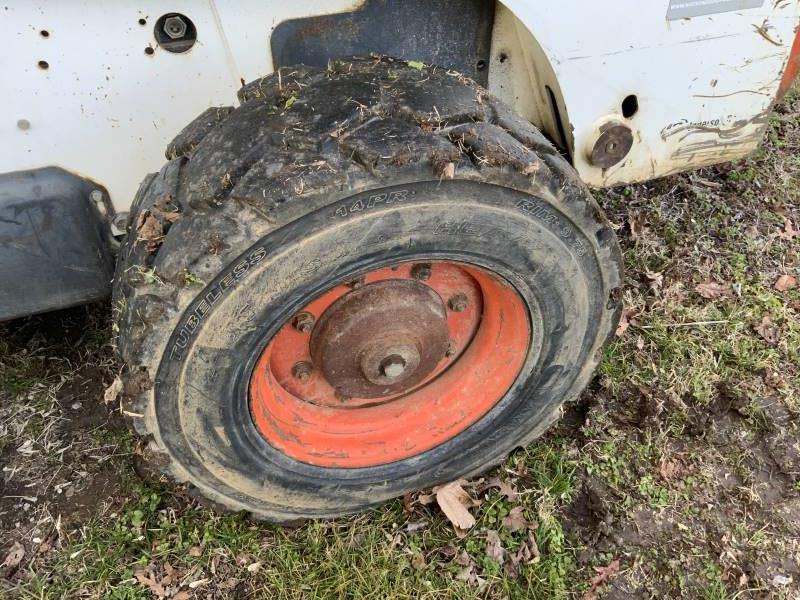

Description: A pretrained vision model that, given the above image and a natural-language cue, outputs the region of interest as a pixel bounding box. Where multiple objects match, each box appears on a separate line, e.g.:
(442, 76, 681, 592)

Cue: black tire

(113, 57, 622, 521)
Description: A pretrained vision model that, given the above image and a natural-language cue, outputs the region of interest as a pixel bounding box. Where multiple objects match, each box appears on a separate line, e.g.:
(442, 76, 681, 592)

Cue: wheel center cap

(310, 279, 449, 399)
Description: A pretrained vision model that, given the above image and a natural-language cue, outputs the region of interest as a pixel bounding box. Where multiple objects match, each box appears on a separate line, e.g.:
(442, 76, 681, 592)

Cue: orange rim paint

(248, 261, 530, 468)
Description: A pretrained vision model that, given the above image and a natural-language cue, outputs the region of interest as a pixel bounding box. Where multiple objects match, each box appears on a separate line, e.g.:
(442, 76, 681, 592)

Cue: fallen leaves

(1, 541, 25, 576)
(755, 315, 781, 344)
(658, 458, 686, 482)
(485, 530, 504, 563)
(441, 161, 455, 179)
(103, 376, 123, 404)
(132, 561, 213, 598)
(627, 214, 647, 244)
(135, 567, 167, 597)
(695, 281, 730, 299)
(779, 216, 798, 241)
(135, 194, 182, 253)
(615, 307, 638, 337)
(502, 506, 535, 533)
(434, 480, 477, 535)
(775, 274, 797, 292)
(485, 476, 519, 501)
(582, 559, 621, 600)
(136, 212, 164, 253)
(504, 531, 541, 579)
(645, 270, 664, 294)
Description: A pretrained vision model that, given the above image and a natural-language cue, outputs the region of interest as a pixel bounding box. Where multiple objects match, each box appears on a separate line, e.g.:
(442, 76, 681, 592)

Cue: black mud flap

(0, 168, 114, 321)
(271, 0, 495, 87)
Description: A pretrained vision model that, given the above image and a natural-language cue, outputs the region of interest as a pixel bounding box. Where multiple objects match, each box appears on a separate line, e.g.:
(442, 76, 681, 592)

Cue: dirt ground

(1, 87, 798, 599)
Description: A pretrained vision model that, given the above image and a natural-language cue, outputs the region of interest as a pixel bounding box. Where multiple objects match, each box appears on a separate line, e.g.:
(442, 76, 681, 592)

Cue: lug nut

(292, 311, 316, 333)
(410, 263, 432, 281)
(292, 361, 313, 381)
(448, 293, 468, 312)
(163, 15, 188, 39)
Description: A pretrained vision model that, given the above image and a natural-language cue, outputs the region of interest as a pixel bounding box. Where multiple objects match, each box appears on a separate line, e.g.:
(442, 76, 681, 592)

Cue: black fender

(0, 167, 114, 321)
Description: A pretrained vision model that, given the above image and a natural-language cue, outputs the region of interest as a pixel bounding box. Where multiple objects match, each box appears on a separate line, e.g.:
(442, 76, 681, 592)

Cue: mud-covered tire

(113, 57, 622, 521)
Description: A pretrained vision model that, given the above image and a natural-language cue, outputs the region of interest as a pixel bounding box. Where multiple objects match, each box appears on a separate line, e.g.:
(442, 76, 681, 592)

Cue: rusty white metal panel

(503, 0, 798, 186)
(0, 1, 359, 211)
(1, 0, 797, 210)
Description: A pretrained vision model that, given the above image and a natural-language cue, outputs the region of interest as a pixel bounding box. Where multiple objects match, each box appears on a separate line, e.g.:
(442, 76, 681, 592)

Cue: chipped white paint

(1, 0, 797, 210)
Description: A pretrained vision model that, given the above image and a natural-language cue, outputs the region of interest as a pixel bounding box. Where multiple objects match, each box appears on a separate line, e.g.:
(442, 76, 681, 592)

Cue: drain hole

(622, 94, 639, 119)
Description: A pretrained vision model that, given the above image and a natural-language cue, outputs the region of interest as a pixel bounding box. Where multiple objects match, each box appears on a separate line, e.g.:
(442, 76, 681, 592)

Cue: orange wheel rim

(248, 261, 530, 468)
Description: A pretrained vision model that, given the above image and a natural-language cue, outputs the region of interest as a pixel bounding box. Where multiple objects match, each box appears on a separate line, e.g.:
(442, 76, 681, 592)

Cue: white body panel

(1, 1, 797, 210)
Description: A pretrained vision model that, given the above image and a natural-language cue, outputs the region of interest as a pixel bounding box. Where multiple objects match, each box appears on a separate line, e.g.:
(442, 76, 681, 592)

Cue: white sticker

(667, 0, 764, 20)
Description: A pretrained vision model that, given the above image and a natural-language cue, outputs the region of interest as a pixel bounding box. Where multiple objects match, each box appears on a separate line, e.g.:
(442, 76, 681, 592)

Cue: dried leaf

(134, 568, 167, 598)
(136, 213, 164, 253)
(658, 458, 685, 482)
(486, 476, 519, 501)
(455, 561, 486, 588)
(149, 198, 182, 224)
(2, 542, 25, 571)
(435, 480, 476, 534)
(188, 546, 202, 557)
(775, 274, 797, 292)
(103, 376, 123, 404)
(485, 530, 504, 563)
(628, 214, 646, 243)
(616, 307, 636, 337)
(756, 315, 781, 344)
(417, 492, 436, 505)
(188, 578, 210, 589)
(502, 506, 533, 533)
(645, 270, 664, 293)
(505, 530, 540, 578)
(695, 281, 730, 299)
(581, 559, 620, 600)
(779, 217, 798, 241)
(173, 592, 191, 600)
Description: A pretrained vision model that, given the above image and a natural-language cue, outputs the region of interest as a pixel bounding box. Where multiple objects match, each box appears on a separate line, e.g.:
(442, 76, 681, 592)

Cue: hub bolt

(380, 354, 407, 379)
(448, 293, 468, 312)
(163, 15, 188, 39)
(292, 361, 313, 381)
(410, 263, 432, 281)
(292, 311, 316, 333)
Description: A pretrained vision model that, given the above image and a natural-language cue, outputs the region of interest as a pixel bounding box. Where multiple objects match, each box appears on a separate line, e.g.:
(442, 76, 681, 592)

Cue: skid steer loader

(1, 1, 798, 520)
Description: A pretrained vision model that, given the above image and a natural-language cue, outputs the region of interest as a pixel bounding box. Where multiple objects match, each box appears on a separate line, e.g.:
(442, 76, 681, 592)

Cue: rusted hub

(248, 261, 531, 468)
(310, 279, 449, 399)
(589, 121, 634, 169)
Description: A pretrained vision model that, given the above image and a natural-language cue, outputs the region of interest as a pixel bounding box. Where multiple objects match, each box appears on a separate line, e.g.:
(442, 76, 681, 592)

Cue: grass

(1, 86, 799, 599)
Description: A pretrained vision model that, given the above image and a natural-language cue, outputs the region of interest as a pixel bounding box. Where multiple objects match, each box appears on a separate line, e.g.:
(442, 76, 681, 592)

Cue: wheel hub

(310, 279, 449, 400)
(248, 261, 531, 467)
